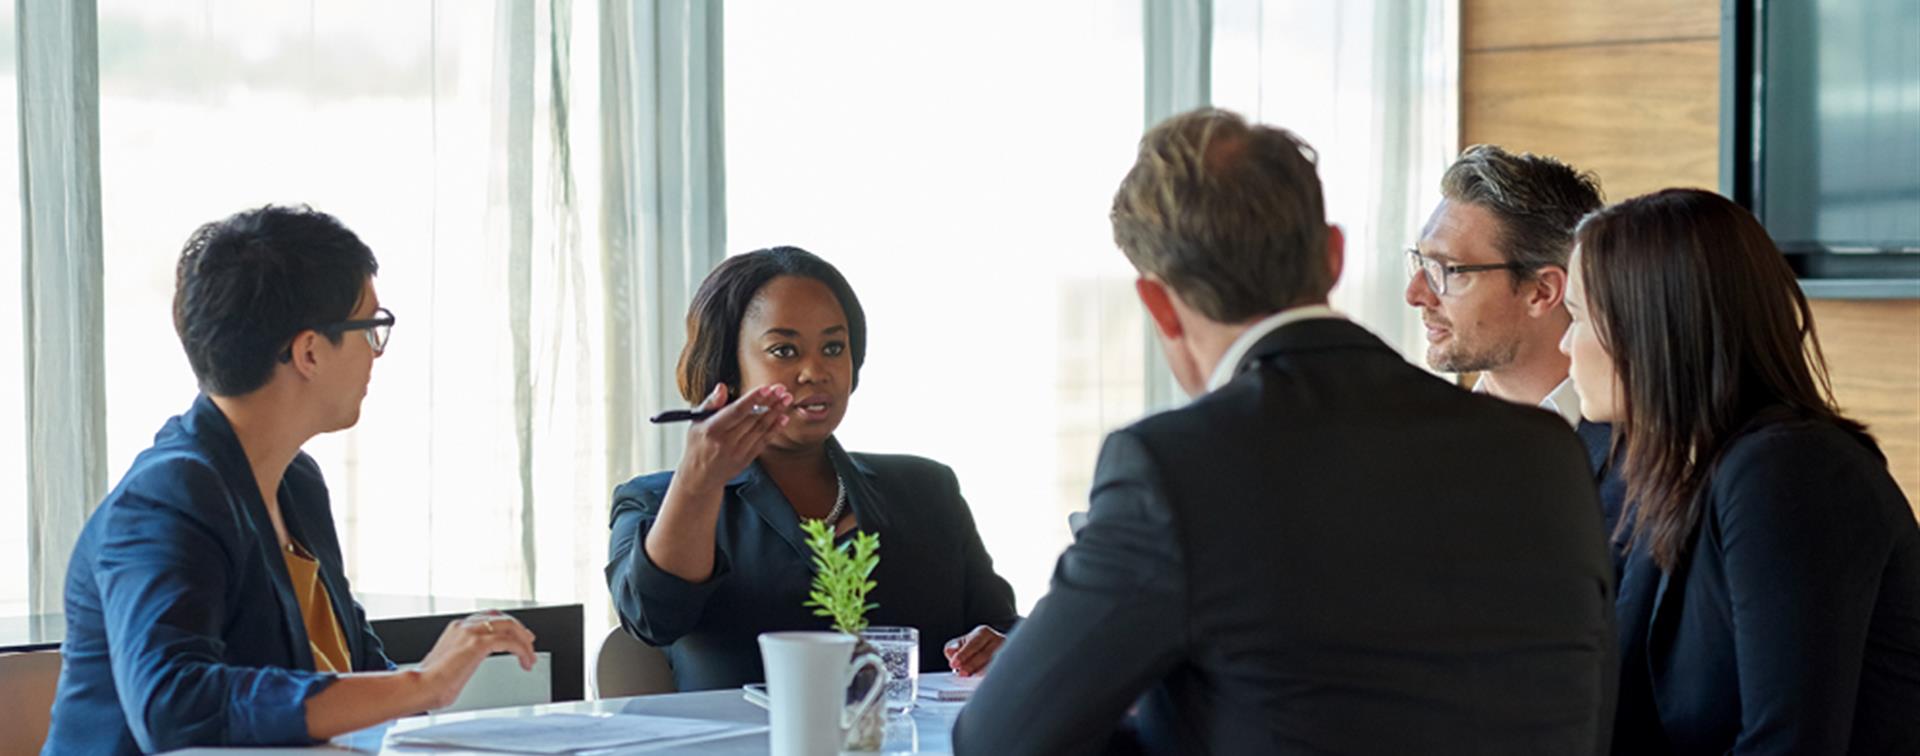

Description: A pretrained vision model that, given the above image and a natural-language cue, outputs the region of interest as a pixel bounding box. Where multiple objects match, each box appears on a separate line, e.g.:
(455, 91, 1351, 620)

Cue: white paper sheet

(387, 712, 763, 754)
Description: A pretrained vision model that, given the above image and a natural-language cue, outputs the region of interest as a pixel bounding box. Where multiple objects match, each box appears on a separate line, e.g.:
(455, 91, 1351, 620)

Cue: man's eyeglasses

(1405, 248, 1529, 297)
(279, 307, 396, 362)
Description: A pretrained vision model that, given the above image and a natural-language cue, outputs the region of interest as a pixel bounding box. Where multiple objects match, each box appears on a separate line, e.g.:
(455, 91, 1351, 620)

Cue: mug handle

(840, 650, 889, 730)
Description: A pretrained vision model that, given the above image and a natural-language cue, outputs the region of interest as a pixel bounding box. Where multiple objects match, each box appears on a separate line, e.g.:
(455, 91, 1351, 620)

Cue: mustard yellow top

(281, 542, 353, 673)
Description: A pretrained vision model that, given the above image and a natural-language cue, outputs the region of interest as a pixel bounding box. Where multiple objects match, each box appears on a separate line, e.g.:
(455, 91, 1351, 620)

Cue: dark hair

(173, 205, 379, 396)
(676, 247, 867, 403)
(1110, 107, 1330, 321)
(1575, 188, 1863, 571)
(1442, 144, 1604, 287)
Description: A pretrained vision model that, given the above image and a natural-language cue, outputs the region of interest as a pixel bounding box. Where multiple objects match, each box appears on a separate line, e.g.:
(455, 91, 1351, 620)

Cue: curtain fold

(599, 0, 726, 483)
(19, 0, 106, 616)
(497, 0, 541, 602)
(1140, 0, 1211, 412)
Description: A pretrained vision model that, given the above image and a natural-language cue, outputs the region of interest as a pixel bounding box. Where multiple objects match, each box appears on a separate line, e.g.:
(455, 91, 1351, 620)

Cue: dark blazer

(1577, 420, 1631, 577)
(606, 438, 1019, 691)
(44, 395, 392, 755)
(1611, 410, 1920, 755)
(953, 317, 1618, 756)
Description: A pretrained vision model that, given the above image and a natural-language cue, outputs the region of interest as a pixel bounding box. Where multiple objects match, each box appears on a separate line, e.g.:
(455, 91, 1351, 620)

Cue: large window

(102, 1, 460, 596)
(727, 1, 1149, 611)
(96, 2, 613, 622)
(13, 1, 1451, 630)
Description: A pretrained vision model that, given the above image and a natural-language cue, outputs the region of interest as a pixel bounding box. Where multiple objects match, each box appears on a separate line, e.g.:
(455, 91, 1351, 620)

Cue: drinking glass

(860, 625, 920, 714)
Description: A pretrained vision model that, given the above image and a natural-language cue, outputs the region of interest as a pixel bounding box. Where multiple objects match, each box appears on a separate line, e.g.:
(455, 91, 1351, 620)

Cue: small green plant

(799, 519, 880, 634)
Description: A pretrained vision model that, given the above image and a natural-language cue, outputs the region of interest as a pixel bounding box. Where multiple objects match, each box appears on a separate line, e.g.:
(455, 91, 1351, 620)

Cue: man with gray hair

(1405, 145, 1625, 555)
(953, 108, 1615, 755)
(1405, 144, 1603, 423)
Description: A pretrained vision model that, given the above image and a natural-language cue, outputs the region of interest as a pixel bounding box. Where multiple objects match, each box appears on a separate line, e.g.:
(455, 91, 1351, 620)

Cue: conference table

(171, 674, 968, 754)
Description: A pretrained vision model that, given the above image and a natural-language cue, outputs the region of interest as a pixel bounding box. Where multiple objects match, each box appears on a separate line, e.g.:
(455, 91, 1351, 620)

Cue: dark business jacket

(953, 317, 1618, 756)
(606, 438, 1019, 691)
(1611, 410, 1920, 755)
(1577, 420, 1631, 577)
(44, 395, 392, 755)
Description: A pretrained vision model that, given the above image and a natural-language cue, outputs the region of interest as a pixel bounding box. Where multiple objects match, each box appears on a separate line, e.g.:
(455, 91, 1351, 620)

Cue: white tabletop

(170, 675, 966, 754)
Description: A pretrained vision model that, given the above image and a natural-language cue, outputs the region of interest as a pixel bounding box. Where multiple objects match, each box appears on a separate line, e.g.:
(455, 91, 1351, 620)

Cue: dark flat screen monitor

(1724, 0, 1920, 281)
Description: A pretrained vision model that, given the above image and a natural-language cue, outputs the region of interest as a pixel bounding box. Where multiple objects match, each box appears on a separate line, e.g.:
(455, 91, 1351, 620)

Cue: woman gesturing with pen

(606, 247, 1018, 692)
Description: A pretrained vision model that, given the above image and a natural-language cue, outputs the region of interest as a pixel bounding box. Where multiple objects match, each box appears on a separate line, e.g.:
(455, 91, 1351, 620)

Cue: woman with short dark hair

(606, 246, 1018, 691)
(1560, 188, 1920, 754)
(45, 206, 535, 755)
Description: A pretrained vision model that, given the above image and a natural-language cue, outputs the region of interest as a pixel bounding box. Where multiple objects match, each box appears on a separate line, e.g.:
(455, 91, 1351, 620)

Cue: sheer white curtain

(0, 1, 24, 617)
(19, 0, 106, 617)
(1212, 0, 1459, 359)
(599, 0, 726, 484)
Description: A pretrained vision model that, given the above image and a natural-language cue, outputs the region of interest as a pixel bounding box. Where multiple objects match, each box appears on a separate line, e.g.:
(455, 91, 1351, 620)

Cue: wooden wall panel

(1464, 0, 1721, 51)
(1810, 299, 1920, 512)
(1460, 0, 1919, 507)
(1462, 40, 1720, 201)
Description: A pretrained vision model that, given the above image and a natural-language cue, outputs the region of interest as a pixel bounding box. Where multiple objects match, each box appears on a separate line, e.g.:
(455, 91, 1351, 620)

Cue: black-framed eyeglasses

(278, 307, 396, 362)
(1405, 248, 1529, 297)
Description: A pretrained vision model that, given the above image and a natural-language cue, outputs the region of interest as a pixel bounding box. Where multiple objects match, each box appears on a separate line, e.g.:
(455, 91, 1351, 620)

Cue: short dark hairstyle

(1575, 188, 1862, 571)
(173, 205, 379, 396)
(676, 247, 868, 403)
(1110, 107, 1331, 322)
(1441, 144, 1604, 286)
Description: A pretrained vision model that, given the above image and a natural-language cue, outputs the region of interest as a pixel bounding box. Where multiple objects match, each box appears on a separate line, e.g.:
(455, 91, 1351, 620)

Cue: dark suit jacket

(44, 395, 392, 755)
(953, 317, 1618, 756)
(1577, 420, 1630, 577)
(1612, 410, 1920, 755)
(606, 438, 1019, 691)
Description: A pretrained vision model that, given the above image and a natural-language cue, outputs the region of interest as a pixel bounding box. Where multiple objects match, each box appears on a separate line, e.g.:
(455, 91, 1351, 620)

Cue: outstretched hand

(676, 383, 794, 494)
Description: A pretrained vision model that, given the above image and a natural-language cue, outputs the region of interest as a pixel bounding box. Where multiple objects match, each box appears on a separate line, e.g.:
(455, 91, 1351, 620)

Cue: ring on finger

(749, 404, 768, 415)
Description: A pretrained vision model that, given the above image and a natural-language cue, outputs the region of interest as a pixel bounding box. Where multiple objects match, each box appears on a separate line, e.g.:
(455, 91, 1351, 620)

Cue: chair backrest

(0, 650, 62, 756)
(589, 626, 675, 699)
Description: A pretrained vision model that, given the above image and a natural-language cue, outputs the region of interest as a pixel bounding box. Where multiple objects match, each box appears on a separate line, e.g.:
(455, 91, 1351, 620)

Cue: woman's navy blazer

(1612, 410, 1920, 754)
(43, 395, 392, 755)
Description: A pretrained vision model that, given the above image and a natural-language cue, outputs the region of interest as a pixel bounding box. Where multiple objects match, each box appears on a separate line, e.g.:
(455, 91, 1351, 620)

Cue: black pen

(648, 403, 774, 424)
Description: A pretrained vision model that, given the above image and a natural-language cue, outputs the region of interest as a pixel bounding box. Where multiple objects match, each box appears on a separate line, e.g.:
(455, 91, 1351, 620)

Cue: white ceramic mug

(758, 631, 888, 756)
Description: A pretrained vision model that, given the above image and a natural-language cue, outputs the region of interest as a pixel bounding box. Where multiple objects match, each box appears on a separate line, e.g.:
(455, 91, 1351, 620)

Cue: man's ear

(1324, 224, 1346, 290)
(287, 330, 323, 380)
(1528, 265, 1569, 317)
(1135, 276, 1185, 341)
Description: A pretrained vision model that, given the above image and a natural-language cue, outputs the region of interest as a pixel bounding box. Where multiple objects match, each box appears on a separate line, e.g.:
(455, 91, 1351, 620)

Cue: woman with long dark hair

(605, 246, 1018, 691)
(1561, 188, 1920, 754)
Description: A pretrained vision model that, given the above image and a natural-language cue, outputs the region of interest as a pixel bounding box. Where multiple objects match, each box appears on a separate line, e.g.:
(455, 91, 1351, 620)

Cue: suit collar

(1232, 316, 1400, 379)
(1617, 532, 1689, 691)
(1205, 305, 1344, 391)
(1614, 541, 1659, 697)
(721, 435, 875, 488)
(180, 395, 318, 671)
(730, 436, 885, 558)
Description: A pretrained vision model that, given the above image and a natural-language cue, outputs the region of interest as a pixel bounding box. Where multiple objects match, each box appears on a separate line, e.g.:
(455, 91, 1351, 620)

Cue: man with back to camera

(1406, 145, 1626, 555)
(951, 109, 1616, 755)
